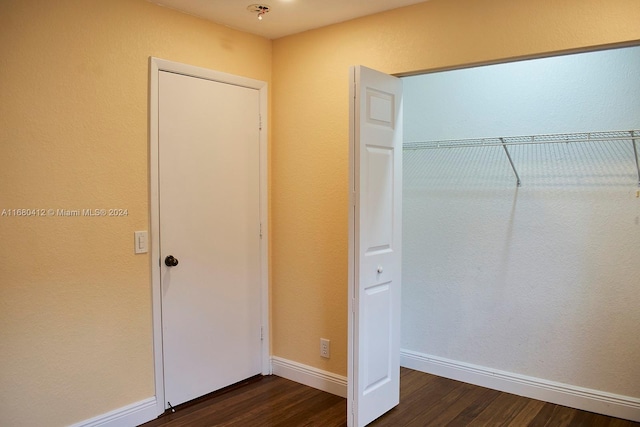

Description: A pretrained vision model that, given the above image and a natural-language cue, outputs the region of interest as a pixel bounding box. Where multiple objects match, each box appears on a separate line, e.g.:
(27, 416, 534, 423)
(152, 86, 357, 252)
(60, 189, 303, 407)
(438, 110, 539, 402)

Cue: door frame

(148, 57, 269, 415)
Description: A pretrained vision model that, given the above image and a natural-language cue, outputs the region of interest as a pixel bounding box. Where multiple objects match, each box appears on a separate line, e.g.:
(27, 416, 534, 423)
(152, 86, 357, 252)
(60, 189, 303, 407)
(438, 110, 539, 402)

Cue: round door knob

(377, 266, 383, 274)
(165, 255, 179, 267)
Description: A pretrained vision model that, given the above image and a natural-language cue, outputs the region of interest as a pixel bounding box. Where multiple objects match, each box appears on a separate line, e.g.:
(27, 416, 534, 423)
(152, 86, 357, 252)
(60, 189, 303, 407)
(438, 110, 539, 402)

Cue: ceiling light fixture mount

(247, 4, 271, 21)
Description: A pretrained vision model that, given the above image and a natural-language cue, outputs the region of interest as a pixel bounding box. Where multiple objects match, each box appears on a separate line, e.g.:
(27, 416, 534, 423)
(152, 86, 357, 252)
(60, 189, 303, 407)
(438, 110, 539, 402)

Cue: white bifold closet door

(348, 65, 403, 427)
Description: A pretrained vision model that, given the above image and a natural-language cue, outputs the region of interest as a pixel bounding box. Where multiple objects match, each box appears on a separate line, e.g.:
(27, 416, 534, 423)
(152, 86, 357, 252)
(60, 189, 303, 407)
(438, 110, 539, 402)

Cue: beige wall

(0, 1, 270, 425)
(2, 0, 640, 425)
(270, 0, 640, 375)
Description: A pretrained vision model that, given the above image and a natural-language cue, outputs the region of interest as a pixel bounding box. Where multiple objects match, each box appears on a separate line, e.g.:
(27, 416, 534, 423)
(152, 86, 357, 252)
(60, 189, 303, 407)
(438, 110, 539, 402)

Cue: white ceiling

(149, 0, 428, 39)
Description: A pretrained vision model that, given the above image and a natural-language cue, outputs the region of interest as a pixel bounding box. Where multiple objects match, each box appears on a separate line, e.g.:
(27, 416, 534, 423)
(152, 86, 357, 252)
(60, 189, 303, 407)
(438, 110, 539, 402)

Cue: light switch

(134, 231, 148, 254)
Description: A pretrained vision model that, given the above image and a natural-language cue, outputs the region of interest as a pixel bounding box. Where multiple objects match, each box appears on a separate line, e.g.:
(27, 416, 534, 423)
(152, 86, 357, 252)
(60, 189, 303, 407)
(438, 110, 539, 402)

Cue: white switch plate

(134, 231, 148, 254)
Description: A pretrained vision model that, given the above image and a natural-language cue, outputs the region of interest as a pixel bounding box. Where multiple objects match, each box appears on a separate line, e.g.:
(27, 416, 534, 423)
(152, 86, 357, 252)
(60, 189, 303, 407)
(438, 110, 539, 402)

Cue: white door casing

(149, 58, 269, 415)
(348, 66, 403, 426)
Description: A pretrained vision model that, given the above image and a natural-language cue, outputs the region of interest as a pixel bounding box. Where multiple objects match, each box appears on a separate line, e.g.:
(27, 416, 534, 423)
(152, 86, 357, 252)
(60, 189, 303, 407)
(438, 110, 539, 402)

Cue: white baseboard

(401, 349, 640, 422)
(271, 356, 347, 398)
(69, 397, 157, 427)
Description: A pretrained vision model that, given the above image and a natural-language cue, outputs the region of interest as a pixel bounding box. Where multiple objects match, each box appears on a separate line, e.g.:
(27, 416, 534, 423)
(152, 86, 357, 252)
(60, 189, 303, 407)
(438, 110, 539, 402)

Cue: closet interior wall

(401, 46, 640, 400)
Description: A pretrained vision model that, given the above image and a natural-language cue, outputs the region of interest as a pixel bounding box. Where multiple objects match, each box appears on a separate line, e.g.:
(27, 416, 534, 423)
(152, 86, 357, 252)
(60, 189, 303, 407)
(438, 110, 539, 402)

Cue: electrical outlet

(320, 338, 330, 358)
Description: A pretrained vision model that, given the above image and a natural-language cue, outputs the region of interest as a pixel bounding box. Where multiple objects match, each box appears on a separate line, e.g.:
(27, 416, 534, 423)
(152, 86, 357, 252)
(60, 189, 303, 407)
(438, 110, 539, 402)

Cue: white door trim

(149, 57, 269, 415)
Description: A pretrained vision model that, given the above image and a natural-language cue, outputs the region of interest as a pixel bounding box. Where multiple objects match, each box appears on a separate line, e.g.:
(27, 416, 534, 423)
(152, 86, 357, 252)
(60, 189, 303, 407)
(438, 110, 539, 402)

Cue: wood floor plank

(610, 418, 640, 427)
(217, 386, 318, 427)
(402, 382, 480, 427)
(506, 398, 547, 426)
(298, 398, 346, 427)
(544, 404, 579, 427)
(252, 388, 342, 427)
(569, 409, 631, 427)
(211, 379, 303, 425)
(426, 382, 506, 426)
(400, 382, 483, 427)
(221, 380, 332, 427)
(399, 367, 438, 397)
(369, 374, 463, 425)
(139, 370, 640, 427)
(444, 386, 503, 425)
(465, 391, 532, 426)
(528, 402, 562, 427)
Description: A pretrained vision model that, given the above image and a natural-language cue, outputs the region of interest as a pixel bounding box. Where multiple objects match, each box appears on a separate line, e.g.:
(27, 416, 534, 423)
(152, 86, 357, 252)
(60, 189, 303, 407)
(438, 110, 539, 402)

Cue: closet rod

(403, 130, 639, 150)
(404, 129, 640, 187)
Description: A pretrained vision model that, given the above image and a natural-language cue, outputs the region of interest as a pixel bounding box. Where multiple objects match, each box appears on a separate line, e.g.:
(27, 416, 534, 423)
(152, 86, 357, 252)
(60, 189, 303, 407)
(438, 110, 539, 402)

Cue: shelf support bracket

(631, 131, 640, 187)
(500, 138, 521, 187)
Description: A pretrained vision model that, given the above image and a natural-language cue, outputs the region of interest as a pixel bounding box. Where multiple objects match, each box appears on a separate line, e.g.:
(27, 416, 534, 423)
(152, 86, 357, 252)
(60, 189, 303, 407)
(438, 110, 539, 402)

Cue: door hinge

(259, 114, 263, 131)
(260, 326, 264, 340)
(260, 223, 263, 239)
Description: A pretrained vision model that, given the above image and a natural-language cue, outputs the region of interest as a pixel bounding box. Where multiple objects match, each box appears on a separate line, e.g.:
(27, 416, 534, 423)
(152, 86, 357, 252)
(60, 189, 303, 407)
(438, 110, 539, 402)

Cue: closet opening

(398, 44, 640, 421)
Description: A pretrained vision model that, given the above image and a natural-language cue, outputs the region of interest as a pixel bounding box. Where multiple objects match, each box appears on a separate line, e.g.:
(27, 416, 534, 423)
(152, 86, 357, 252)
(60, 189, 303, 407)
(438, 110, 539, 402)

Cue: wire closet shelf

(403, 129, 640, 187)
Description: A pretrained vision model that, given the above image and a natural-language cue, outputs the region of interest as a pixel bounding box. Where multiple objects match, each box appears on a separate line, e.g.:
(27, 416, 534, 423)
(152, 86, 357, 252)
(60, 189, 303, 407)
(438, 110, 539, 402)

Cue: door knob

(165, 255, 179, 267)
(377, 266, 383, 274)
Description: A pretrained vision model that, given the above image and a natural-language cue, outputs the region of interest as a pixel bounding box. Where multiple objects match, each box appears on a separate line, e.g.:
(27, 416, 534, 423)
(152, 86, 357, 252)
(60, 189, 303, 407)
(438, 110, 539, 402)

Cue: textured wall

(270, 0, 640, 378)
(0, 1, 271, 426)
(402, 46, 640, 397)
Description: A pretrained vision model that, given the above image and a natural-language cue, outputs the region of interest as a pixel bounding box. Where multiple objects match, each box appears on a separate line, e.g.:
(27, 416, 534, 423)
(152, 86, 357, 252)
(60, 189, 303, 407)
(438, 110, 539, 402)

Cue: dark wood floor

(140, 368, 639, 427)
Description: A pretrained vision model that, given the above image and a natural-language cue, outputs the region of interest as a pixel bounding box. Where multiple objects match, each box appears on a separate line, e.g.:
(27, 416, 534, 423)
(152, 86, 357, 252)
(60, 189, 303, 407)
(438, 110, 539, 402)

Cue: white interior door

(348, 66, 403, 427)
(158, 70, 262, 408)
